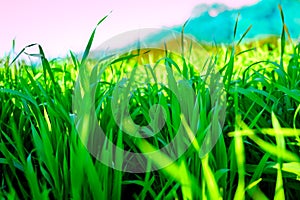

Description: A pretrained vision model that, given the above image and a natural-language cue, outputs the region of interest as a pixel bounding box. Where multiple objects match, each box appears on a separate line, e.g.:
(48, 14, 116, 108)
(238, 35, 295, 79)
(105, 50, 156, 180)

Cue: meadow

(1, 7, 300, 200)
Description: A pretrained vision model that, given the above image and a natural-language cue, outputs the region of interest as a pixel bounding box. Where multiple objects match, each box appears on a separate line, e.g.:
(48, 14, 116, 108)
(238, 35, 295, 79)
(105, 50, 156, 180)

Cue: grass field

(1, 8, 300, 200)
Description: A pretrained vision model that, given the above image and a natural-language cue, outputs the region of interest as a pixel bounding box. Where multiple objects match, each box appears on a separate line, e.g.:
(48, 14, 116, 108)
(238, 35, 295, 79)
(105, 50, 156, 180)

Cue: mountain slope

(169, 0, 300, 43)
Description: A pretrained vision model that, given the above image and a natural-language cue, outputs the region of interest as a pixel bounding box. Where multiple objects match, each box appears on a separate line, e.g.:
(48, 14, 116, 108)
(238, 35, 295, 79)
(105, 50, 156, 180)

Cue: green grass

(1, 8, 300, 200)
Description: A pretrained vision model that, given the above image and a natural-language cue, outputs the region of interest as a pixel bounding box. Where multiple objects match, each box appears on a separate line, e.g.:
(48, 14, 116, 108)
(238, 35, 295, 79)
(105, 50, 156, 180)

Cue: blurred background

(1, 0, 299, 58)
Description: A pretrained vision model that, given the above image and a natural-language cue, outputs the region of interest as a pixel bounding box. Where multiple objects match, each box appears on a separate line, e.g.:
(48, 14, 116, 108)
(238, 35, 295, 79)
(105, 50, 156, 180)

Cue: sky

(0, 0, 259, 58)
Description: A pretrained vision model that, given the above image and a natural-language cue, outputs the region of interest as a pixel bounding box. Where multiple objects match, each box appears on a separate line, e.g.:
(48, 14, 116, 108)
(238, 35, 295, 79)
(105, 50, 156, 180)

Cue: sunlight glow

(0, 0, 259, 58)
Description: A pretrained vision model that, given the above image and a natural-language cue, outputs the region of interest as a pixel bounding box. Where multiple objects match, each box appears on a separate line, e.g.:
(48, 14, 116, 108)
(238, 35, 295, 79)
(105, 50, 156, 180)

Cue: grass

(1, 7, 300, 200)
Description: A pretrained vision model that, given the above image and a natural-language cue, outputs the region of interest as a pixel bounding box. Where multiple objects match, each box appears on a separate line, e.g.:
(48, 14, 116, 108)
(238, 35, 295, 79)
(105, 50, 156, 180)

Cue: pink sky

(0, 0, 259, 58)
